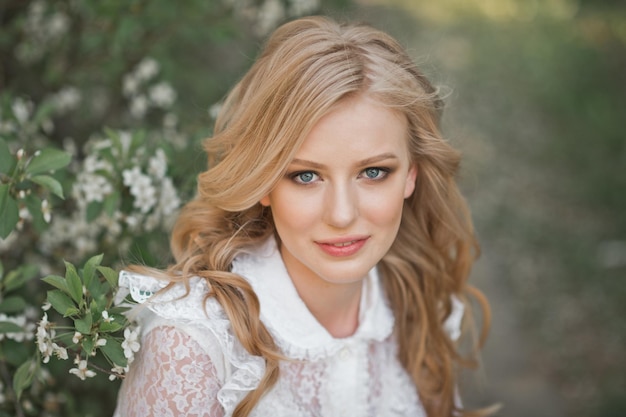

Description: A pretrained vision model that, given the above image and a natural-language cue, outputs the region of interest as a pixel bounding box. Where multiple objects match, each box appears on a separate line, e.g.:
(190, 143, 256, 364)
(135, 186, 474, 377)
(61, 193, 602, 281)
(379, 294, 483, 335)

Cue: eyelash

(289, 167, 391, 185)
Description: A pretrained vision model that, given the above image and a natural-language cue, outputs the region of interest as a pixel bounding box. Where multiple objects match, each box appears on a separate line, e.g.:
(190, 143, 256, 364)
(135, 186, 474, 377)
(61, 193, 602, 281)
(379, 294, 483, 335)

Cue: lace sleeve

(115, 325, 224, 417)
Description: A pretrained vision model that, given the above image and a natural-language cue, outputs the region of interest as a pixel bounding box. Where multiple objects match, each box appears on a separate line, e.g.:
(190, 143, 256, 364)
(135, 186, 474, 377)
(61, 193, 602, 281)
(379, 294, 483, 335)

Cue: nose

(323, 183, 358, 229)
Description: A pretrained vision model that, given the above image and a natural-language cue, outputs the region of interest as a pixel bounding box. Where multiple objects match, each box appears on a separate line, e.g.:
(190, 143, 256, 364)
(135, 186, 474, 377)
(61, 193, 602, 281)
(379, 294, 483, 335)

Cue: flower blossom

(41, 199, 51, 223)
(130, 95, 148, 119)
(135, 58, 159, 81)
(52, 86, 81, 113)
(122, 167, 157, 213)
(69, 359, 96, 380)
(36, 313, 55, 363)
(0, 313, 35, 342)
(121, 327, 141, 364)
(12, 97, 33, 124)
(109, 364, 129, 381)
(102, 311, 114, 323)
(149, 82, 176, 108)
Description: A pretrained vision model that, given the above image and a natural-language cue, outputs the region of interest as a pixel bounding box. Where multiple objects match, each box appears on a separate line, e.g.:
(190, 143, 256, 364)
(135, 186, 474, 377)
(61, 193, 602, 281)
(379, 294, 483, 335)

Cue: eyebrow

(291, 152, 399, 169)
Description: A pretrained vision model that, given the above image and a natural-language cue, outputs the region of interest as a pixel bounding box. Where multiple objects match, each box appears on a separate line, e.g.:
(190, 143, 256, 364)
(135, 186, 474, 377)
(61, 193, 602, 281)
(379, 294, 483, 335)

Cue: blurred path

(346, 2, 567, 416)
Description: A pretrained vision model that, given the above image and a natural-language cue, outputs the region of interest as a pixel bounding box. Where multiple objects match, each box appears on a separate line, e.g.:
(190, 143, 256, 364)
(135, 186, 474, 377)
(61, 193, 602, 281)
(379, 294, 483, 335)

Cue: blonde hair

(154, 16, 490, 417)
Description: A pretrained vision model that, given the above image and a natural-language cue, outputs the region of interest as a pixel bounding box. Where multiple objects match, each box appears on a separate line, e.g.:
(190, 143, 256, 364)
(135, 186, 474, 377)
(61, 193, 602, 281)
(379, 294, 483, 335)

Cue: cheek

(362, 189, 406, 226)
(269, 190, 320, 231)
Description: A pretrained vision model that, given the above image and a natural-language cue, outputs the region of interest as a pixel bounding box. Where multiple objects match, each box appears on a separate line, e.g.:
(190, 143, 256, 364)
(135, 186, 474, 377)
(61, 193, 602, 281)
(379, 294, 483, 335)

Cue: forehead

(294, 95, 410, 162)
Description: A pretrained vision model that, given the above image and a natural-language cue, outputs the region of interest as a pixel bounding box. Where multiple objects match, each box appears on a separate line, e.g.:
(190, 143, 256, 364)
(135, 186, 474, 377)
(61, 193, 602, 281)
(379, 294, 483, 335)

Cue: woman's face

(260, 95, 417, 290)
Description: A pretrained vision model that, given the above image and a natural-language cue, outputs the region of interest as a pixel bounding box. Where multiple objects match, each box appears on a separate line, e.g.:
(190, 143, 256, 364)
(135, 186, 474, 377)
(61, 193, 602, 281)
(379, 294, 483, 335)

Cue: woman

(114, 16, 491, 417)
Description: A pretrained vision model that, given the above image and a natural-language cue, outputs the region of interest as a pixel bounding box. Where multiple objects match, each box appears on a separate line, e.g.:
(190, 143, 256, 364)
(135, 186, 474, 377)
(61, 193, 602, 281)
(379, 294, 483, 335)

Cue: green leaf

(22, 193, 46, 233)
(0, 321, 24, 333)
(109, 306, 130, 315)
(86, 200, 103, 222)
(1, 339, 32, 366)
(87, 274, 103, 299)
(47, 290, 76, 316)
(31, 101, 55, 126)
(29, 175, 65, 199)
(82, 336, 94, 353)
(0, 184, 19, 239)
(13, 359, 37, 400)
(0, 296, 27, 313)
(100, 336, 127, 367)
(82, 254, 103, 289)
(97, 266, 119, 288)
(0, 139, 15, 174)
(74, 314, 93, 334)
(25, 148, 71, 175)
(99, 320, 123, 333)
(64, 261, 84, 304)
(4, 264, 38, 293)
(63, 307, 81, 317)
(42, 274, 69, 294)
(103, 191, 120, 217)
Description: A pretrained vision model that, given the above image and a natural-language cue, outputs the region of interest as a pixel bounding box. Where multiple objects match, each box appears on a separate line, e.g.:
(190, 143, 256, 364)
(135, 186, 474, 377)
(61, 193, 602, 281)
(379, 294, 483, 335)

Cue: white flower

(255, 0, 285, 36)
(159, 177, 180, 216)
(69, 360, 96, 380)
(119, 131, 132, 154)
(41, 199, 51, 223)
(163, 113, 178, 129)
(72, 331, 82, 344)
(135, 58, 159, 81)
(123, 74, 139, 97)
(96, 338, 107, 347)
(12, 98, 33, 124)
(102, 311, 114, 323)
(75, 172, 113, 203)
(36, 313, 56, 363)
(52, 343, 68, 360)
(148, 149, 167, 178)
(109, 364, 129, 381)
(208, 102, 222, 120)
(0, 314, 34, 342)
(130, 95, 148, 119)
(288, 0, 319, 16)
(46, 12, 69, 38)
(149, 82, 176, 108)
(52, 86, 81, 113)
(125, 215, 139, 228)
(121, 327, 141, 363)
(123, 167, 157, 213)
(18, 206, 30, 221)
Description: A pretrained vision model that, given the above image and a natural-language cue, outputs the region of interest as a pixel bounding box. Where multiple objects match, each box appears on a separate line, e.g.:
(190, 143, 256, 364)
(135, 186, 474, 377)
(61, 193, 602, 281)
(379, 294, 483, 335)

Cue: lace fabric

(113, 237, 462, 417)
(115, 326, 224, 417)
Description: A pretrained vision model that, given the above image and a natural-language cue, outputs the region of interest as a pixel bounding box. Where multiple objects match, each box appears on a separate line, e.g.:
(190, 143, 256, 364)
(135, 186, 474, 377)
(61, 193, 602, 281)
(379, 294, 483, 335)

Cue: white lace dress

(113, 237, 464, 417)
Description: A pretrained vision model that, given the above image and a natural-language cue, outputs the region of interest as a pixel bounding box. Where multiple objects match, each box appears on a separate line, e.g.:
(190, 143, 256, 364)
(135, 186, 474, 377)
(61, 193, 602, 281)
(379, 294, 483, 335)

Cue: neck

(298, 282, 363, 338)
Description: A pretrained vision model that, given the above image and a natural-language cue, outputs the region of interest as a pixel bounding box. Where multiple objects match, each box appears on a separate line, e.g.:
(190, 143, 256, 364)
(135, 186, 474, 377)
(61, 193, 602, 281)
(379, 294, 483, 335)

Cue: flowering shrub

(0, 0, 323, 415)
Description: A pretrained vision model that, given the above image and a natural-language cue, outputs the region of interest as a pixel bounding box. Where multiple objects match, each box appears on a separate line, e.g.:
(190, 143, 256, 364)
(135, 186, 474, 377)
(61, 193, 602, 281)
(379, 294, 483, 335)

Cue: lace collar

(231, 236, 395, 361)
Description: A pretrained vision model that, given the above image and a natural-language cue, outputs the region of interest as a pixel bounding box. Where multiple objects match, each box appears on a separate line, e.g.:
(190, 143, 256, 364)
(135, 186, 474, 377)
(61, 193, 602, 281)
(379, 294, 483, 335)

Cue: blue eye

(362, 167, 388, 180)
(293, 171, 318, 184)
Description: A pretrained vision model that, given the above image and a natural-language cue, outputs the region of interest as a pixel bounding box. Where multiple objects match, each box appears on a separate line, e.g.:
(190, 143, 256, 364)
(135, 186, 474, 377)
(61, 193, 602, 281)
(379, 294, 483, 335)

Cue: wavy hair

(149, 16, 490, 417)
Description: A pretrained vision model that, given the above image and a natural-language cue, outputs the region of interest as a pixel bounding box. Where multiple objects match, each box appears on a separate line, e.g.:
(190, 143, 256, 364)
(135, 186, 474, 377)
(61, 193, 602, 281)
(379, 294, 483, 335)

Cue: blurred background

(0, 0, 624, 416)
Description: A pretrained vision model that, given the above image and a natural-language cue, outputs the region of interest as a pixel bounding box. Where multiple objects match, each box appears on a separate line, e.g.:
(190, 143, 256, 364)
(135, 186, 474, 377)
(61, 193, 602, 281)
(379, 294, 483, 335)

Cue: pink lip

(315, 236, 369, 257)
